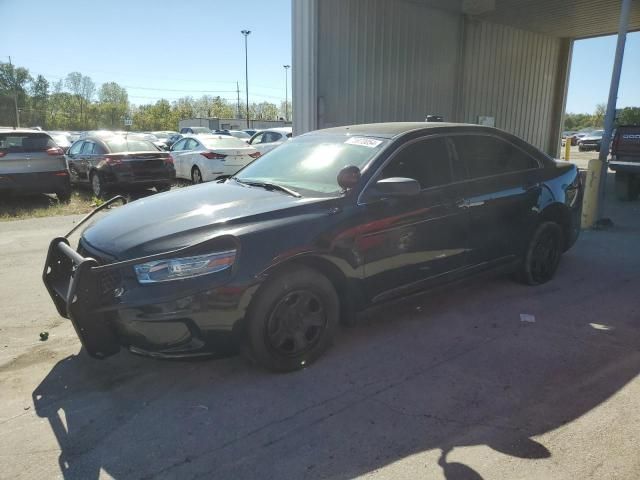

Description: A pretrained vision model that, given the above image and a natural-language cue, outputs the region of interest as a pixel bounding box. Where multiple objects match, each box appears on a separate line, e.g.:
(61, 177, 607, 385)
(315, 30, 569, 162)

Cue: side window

(380, 137, 452, 189)
(172, 139, 186, 151)
(68, 141, 84, 155)
(264, 132, 282, 143)
(185, 139, 199, 150)
(80, 141, 95, 155)
(93, 143, 107, 155)
(452, 135, 539, 179)
(250, 133, 264, 145)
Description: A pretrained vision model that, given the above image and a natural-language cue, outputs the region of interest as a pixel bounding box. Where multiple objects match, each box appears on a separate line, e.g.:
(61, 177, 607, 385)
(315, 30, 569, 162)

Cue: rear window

(201, 137, 249, 149)
(105, 137, 159, 153)
(0, 133, 56, 154)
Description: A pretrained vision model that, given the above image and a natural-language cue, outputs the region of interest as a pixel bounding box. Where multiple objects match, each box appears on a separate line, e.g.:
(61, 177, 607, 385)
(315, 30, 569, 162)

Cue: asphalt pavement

(0, 174, 639, 480)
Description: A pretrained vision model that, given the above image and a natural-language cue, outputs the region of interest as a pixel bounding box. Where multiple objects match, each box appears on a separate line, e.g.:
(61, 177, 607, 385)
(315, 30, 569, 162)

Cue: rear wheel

(56, 188, 71, 204)
(243, 266, 339, 372)
(615, 172, 639, 201)
(191, 166, 203, 184)
(90, 171, 106, 198)
(516, 222, 563, 286)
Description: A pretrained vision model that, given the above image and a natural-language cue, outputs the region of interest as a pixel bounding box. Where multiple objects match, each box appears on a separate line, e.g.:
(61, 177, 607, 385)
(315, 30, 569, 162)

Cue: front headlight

(134, 250, 236, 284)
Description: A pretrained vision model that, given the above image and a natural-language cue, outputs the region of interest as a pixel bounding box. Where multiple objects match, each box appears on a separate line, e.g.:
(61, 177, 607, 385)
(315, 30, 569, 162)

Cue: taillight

(46, 147, 64, 156)
(163, 154, 174, 164)
(249, 152, 261, 159)
(201, 151, 227, 160)
(0, 151, 6, 158)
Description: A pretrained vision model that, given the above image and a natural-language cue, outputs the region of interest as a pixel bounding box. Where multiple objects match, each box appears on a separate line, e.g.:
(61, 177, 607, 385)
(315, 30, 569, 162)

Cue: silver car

(0, 129, 71, 202)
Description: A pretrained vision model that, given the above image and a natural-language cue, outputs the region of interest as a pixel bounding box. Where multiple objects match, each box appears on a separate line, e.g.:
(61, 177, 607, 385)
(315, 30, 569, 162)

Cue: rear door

(450, 134, 542, 266)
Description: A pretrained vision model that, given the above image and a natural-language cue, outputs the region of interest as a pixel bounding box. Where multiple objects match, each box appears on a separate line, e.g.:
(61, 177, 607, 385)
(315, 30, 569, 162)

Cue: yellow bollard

(581, 158, 604, 229)
(565, 138, 571, 162)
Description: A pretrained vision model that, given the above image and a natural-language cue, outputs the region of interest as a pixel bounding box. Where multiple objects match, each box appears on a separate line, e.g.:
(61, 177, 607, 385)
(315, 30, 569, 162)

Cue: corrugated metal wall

(460, 19, 564, 151)
(316, 0, 461, 128)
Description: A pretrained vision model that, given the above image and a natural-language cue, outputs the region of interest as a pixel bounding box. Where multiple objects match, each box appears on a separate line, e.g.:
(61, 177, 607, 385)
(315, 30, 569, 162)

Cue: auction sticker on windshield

(345, 137, 383, 148)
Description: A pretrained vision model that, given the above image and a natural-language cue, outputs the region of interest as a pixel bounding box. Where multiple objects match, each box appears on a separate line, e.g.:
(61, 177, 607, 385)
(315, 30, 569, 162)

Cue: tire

(56, 188, 71, 203)
(615, 172, 638, 201)
(515, 222, 563, 286)
(155, 184, 171, 193)
(191, 166, 203, 184)
(243, 266, 339, 372)
(90, 171, 106, 198)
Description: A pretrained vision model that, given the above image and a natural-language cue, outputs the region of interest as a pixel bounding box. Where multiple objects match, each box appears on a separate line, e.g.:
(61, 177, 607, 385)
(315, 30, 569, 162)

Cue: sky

(566, 31, 640, 114)
(0, 0, 638, 115)
(0, 0, 292, 106)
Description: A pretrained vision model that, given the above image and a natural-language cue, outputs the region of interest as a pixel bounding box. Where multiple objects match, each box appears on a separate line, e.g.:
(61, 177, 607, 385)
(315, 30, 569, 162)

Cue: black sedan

(66, 135, 175, 197)
(43, 123, 583, 372)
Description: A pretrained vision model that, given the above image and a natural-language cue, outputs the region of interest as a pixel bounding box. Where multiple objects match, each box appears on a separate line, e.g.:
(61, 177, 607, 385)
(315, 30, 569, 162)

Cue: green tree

(617, 107, 640, 126)
(29, 75, 49, 127)
(98, 82, 129, 128)
(0, 62, 32, 126)
(592, 103, 606, 127)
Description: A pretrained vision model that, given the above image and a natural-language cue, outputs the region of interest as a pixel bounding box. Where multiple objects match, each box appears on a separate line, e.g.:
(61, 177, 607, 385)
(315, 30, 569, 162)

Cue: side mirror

(337, 165, 361, 191)
(375, 177, 421, 196)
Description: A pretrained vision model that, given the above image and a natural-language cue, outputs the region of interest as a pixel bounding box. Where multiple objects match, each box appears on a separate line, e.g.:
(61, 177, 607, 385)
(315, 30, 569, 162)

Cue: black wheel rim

(530, 230, 560, 283)
(266, 290, 327, 357)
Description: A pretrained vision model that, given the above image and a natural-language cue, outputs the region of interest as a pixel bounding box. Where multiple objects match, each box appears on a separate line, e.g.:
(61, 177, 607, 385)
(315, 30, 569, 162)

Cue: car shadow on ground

(31, 240, 640, 480)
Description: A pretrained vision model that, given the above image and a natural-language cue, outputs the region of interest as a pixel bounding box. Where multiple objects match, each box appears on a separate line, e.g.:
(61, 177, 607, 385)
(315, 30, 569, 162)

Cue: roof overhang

(418, 0, 640, 38)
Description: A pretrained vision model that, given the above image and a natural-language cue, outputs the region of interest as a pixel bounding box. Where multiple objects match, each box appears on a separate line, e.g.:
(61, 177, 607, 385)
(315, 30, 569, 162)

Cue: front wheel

(515, 222, 563, 286)
(243, 266, 339, 372)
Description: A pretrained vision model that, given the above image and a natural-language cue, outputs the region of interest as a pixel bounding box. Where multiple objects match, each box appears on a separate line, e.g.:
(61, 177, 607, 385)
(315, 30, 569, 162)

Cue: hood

(82, 182, 328, 260)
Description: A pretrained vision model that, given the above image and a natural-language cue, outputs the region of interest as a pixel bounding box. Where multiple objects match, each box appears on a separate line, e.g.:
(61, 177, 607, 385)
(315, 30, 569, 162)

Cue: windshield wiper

(232, 178, 302, 198)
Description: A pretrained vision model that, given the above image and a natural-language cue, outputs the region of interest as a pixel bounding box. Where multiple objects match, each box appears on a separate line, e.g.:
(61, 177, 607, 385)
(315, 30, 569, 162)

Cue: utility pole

(594, 0, 631, 227)
(283, 64, 290, 122)
(241, 30, 251, 129)
(8, 56, 20, 128)
(236, 82, 241, 119)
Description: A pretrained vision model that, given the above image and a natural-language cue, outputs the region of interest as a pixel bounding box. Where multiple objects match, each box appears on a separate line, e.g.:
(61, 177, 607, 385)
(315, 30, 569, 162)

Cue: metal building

(292, 0, 640, 155)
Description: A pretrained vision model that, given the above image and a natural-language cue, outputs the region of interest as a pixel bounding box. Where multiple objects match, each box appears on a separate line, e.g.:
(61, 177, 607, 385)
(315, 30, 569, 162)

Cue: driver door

(357, 136, 471, 303)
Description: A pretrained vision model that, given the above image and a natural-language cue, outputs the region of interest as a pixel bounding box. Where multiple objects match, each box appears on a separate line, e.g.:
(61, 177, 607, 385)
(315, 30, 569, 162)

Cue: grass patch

(0, 190, 98, 221)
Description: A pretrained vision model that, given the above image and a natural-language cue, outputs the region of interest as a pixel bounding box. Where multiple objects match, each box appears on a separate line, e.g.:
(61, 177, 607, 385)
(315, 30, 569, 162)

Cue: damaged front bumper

(42, 196, 251, 360)
(42, 196, 128, 359)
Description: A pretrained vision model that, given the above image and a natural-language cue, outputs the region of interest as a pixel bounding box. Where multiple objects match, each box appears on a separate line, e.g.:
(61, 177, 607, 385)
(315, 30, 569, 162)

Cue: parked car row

(0, 127, 281, 201)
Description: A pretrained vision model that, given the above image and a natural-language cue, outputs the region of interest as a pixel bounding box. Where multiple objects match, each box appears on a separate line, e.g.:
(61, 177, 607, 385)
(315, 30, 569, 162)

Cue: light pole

(241, 30, 251, 129)
(283, 64, 290, 122)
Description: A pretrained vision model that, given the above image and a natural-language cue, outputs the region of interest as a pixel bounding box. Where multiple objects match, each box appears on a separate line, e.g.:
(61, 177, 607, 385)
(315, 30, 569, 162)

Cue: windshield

(105, 137, 159, 152)
(591, 130, 604, 136)
(0, 132, 56, 154)
(234, 134, 388, 195)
